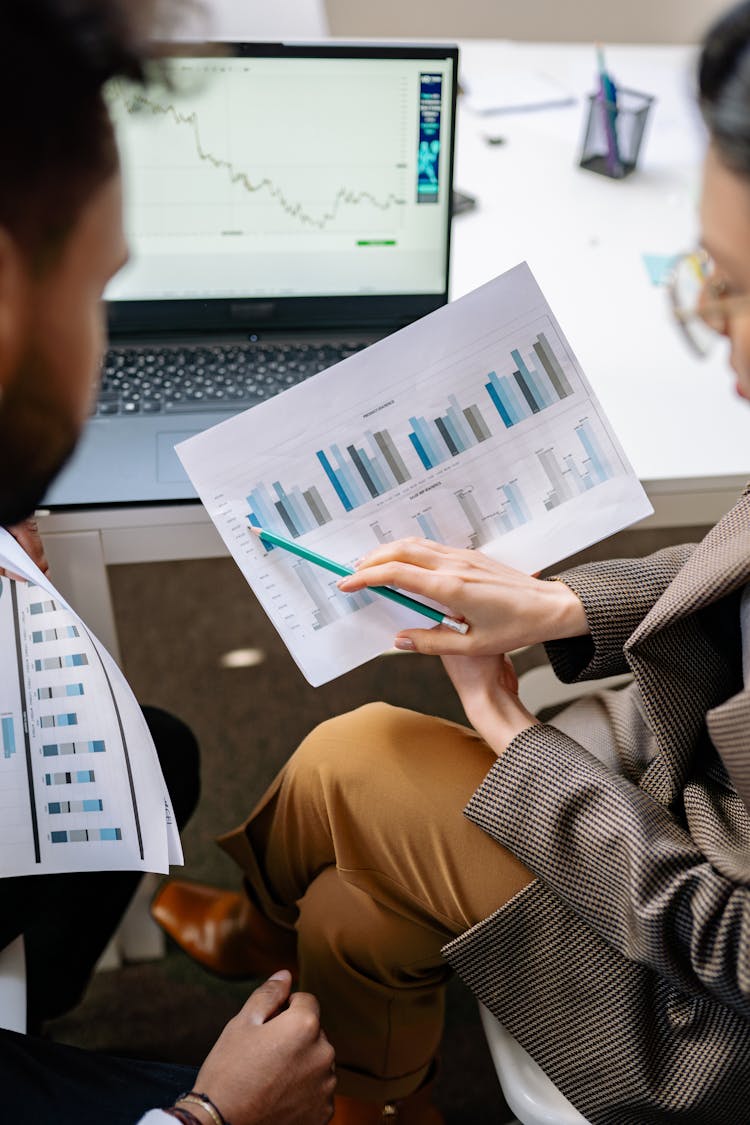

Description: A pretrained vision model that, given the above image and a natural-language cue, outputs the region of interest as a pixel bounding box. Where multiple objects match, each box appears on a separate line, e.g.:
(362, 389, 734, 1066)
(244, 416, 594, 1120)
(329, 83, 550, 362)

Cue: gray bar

(456, 489, 491, 547)
(434, 417, 460, 456)
(374, 430, 410, 485)
(463, 405, 491, 442)
(303, 487, 330, 527)
(347, 445, 379, 498)
(274, 499, 300, 538)
(534, 333, 573, 397)
(295, 562, 336, 628)
(538, 449, 573, 500)
(513, 370, 541, 414)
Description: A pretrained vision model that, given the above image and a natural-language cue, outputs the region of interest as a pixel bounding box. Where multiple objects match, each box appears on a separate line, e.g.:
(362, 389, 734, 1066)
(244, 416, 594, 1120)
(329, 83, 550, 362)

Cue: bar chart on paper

(177, 263, 653, 684)
(0, 572, 140, 873)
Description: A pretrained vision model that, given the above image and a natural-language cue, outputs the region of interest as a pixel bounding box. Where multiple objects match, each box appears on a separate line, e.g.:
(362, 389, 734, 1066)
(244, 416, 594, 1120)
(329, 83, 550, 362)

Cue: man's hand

(0, 517, 49, 581)
(187, 970, 335, 1125)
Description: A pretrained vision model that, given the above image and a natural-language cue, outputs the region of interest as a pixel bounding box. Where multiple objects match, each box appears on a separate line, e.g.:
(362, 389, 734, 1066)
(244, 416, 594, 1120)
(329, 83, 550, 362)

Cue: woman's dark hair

(0, 0, 162, 267)
(700, 0, 750, 175)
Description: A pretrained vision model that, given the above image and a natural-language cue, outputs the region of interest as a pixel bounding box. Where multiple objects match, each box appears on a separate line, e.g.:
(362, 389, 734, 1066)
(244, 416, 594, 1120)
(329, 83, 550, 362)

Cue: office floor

(45, 520, 710, 1123)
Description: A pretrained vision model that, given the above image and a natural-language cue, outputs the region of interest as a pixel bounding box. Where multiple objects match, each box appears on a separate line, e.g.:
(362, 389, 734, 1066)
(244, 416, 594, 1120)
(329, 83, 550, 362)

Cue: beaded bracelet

(174, 1090, 231, 1125)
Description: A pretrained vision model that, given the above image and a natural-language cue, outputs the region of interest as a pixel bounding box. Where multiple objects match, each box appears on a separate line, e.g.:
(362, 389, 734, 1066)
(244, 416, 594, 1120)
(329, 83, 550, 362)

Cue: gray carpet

(44, 521, 710, 1122)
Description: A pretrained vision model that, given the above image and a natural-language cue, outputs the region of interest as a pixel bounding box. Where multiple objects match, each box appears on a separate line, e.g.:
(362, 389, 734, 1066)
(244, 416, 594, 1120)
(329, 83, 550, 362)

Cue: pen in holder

(579, 87, 654, 179)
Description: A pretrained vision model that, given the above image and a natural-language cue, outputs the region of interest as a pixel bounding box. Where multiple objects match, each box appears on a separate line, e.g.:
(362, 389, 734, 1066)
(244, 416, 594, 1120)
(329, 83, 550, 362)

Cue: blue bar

(99, 828, 121, 841)
(507, 481, 533, 523)
(502, 485, 526, 527)
(49, 802, 61, 814)
(272, 484, 302, 536)
(290, 487, 317, 534)
(447, 397, 475, 448)
(485, 380, 514, 428)
(434, 417, 460, 456)
(83, 799, 103, 812)
(409, 416, 445, 466)
(275, 483, 312, 536)
(441, 413, 466, 453)
(57, 713, 77, 727)
(247, 484, 277, 530)
(51, 831, 68, 843)
(575, 422, 609, 482)
(2, 716, 15, 759)
(409, 432, 433, 470)
(76, 770, 95, 783)
(501, 374, 532, 420)
(316, 450, 354, 512)
(91, 740, 106, 753)
(66, 684, 84, 696)
(529, 365, 557, 406)
(416, 513, 439, 539)
(512, 349, 553, 407)
(32, 631, 43, 643)
(365, 432, 398, 489)
(359, 448, 388, 495)
(331, 444, 368, 507)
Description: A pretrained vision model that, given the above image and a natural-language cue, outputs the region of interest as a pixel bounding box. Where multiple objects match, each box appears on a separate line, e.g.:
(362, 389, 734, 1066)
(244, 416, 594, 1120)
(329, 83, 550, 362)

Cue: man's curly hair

(0, 0, 164, 266)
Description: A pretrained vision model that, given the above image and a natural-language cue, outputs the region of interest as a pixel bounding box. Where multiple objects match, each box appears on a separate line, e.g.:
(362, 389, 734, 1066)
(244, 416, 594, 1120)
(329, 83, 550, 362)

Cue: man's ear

(0, 227, 31, 396)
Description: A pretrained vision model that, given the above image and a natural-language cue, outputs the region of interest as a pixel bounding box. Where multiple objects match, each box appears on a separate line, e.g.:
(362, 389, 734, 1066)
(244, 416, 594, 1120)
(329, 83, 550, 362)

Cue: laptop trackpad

(157, 431, 199, 483)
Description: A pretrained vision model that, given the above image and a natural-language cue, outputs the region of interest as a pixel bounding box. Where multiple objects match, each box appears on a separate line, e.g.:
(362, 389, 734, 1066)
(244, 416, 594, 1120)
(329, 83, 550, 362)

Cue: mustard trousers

(218, 702, 533, 1102)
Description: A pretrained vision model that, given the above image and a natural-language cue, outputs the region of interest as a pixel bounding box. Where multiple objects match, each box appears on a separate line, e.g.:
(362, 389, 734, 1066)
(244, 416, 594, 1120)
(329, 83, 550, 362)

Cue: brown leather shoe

(151, 879, 297, 981)
(331, 1072, 444, 1123)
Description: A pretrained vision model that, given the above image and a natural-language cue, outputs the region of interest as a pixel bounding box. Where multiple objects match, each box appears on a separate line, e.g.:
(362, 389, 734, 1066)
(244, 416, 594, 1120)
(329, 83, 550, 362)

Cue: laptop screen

(106, 43, 457, 332)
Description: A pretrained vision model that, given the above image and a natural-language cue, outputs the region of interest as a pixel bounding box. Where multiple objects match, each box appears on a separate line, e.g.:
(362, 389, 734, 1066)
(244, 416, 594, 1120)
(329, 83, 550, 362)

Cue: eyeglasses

(669, 248, 750, 357)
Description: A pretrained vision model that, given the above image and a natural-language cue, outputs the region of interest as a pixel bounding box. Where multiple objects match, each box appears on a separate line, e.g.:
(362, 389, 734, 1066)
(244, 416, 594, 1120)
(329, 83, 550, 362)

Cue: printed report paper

(177, 263, 653, 686)
(0, 528, 182, 877)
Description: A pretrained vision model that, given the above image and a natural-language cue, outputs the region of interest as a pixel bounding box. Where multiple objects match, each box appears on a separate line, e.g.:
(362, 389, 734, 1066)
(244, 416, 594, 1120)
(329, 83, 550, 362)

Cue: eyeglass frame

(668, 247, 750, 357)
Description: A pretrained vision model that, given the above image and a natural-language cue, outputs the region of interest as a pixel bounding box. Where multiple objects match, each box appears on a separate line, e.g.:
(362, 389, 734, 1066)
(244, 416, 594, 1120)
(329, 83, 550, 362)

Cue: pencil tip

(249, 525, 263, 536)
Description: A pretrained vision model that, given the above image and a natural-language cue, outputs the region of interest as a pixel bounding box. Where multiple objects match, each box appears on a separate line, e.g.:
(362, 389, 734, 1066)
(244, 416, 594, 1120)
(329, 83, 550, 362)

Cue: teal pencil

(249, 525, 469, 635)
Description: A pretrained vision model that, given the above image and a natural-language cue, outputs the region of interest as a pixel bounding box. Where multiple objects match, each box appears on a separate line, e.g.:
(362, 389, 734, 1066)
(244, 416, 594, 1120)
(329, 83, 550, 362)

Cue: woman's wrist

(465, 685, 539, 755)
(540, 576, 589, 643)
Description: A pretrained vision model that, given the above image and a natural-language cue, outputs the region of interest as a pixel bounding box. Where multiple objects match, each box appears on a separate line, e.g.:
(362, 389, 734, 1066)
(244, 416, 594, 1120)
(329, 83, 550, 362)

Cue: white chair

(480, 1005, 590, 1125)
(477, 660, 632, 1124)
(0, 936, 27, 1034)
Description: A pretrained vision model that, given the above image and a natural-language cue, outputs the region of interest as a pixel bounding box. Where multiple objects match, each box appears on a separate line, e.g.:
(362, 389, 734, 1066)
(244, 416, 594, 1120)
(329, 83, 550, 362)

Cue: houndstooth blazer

(443, 486, 750, 1124)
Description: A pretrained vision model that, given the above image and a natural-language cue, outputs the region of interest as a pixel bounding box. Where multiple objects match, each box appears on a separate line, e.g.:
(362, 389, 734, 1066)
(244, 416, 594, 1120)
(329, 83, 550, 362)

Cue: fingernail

(269, 969, 291, 982)
(394, 637, 415, 651)
(337, 578, 352, 589)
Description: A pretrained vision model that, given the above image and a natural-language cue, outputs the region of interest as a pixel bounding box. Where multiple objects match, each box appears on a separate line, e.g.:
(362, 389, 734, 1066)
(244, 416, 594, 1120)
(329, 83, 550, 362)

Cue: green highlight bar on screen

(356, 239, 397, 246)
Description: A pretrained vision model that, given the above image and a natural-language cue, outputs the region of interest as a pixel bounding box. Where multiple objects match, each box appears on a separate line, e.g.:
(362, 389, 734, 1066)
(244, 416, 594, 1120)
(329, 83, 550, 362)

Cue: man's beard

(0, 354, 79, 527)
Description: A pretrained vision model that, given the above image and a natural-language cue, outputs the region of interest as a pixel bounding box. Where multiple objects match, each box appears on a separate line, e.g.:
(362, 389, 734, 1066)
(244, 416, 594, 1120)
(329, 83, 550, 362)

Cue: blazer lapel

(625, 491, 750, 805)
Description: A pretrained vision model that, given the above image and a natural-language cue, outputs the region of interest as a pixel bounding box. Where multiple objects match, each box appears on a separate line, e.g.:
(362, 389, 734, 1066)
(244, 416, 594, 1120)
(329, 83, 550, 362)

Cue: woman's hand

(337, 538, 587, 655)
(0, 517, 49, 582)
(441, 651, 539, 755)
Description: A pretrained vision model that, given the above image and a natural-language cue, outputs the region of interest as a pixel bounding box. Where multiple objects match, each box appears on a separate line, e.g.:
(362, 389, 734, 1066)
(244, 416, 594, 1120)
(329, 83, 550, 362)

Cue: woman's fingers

(338, 560, 453, 602)
(394, 625, 473, 655)
(355, 537, 460, 572)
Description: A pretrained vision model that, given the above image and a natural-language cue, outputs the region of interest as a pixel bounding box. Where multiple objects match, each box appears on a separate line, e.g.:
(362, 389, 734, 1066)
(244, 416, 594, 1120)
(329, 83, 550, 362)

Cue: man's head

(0, 0, 159, 524)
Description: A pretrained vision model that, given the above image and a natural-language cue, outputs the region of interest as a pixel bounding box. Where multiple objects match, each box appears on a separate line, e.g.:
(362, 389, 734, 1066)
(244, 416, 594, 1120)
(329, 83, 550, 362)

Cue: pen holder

(579, 87, 654, 179)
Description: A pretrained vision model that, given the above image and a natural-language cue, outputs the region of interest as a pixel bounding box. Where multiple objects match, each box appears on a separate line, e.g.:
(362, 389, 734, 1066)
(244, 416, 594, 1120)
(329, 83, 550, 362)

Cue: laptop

(44, 41, 458, 508)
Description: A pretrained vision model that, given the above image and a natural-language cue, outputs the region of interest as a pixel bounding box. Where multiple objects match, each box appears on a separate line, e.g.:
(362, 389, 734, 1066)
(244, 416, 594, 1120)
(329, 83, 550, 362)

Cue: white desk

(37, 42, 750, 657)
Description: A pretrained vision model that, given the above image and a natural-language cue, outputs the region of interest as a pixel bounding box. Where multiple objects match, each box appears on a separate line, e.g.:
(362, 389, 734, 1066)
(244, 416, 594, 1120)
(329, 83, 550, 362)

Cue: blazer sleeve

(467, 723, 750, 1018)
(544, 543, 697, 682)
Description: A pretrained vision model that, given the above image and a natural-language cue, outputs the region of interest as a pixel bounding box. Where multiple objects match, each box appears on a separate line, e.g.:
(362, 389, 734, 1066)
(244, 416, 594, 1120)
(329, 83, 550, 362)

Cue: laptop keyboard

(95, 340, 366, 416)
